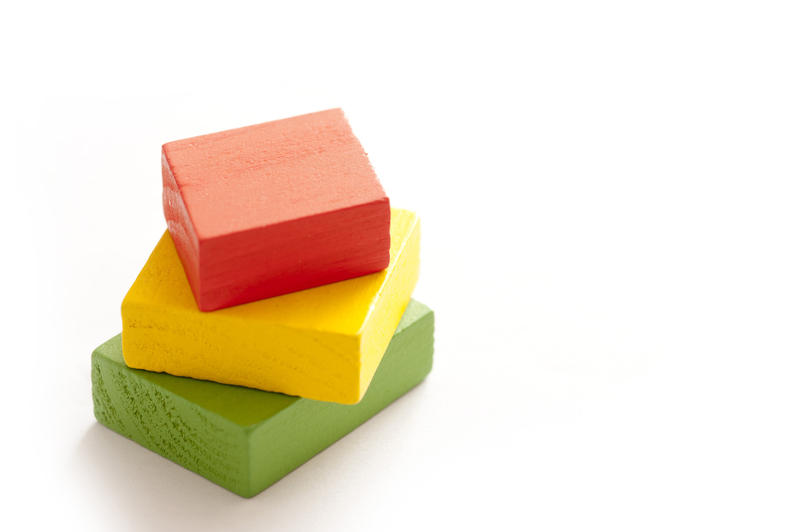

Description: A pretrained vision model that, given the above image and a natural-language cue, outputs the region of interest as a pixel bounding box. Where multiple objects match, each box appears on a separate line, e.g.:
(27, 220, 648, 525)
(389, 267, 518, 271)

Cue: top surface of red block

(162, 108, 386, 239)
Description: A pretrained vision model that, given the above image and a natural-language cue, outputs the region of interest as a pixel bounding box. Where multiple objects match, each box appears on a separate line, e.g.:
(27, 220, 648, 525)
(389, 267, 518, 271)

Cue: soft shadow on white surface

(71, 382, 433, 532)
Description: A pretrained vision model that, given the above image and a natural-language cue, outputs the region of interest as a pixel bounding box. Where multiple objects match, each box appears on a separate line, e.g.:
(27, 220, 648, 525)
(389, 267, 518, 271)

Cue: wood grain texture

(162, 108, 390, 311)
(94, 300, 434, 498)
(122, 208, 420, 404)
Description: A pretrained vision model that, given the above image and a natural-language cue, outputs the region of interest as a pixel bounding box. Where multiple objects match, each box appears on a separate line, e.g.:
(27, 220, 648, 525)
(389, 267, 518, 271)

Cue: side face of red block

(161, 108, 390, 311)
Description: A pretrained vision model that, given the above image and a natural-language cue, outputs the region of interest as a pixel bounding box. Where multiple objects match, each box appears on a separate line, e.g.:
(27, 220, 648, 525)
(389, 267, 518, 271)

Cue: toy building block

(94, 300, 434, 498)
(162, 108, 390, 311)
(122, 208, 420, 404)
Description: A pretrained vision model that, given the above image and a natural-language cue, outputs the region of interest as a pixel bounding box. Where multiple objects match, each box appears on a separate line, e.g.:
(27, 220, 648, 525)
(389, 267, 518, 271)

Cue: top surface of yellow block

(126, 209, 418, 334)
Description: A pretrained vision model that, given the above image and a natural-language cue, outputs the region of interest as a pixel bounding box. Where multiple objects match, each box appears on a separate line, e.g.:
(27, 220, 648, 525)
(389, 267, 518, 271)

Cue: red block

(162, 109, 390, 311)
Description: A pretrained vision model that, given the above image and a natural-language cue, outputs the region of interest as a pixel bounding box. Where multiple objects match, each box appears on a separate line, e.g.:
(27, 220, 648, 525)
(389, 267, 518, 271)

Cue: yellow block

(122, 208, 421, 404)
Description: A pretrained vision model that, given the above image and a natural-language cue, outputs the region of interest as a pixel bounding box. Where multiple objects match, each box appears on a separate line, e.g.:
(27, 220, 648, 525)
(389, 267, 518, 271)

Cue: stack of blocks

(91, 109, 434, 497)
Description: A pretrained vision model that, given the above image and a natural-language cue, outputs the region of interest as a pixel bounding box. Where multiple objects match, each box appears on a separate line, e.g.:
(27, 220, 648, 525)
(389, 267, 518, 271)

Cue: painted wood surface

(94, 300, 434, 498)
(122, 208, 420, 404)
(162, 108, 390, 311)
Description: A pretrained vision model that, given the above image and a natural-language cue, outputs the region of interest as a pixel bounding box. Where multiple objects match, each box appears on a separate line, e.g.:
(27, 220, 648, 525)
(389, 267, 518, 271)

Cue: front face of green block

(91, 353, 253, 494)
(92, 300, 434, 497)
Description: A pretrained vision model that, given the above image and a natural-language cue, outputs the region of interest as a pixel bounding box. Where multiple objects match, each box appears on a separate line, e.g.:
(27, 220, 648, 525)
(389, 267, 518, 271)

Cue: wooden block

(122, 208, 420, 404)
(95, 300, 434, 498)
(162, 108, 390, 311)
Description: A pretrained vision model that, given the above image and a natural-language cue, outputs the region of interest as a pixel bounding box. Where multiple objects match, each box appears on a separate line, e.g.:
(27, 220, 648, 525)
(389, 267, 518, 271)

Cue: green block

(92, 300, 434, 498)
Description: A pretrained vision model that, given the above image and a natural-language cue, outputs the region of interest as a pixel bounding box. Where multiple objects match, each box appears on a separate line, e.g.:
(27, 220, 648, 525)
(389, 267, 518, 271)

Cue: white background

(3, 1, 800, 530)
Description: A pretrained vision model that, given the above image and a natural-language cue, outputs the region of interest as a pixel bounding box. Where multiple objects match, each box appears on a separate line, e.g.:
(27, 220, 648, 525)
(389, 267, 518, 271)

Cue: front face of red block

(197, 199, 390, 310)
(161, 109, 391, 311)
